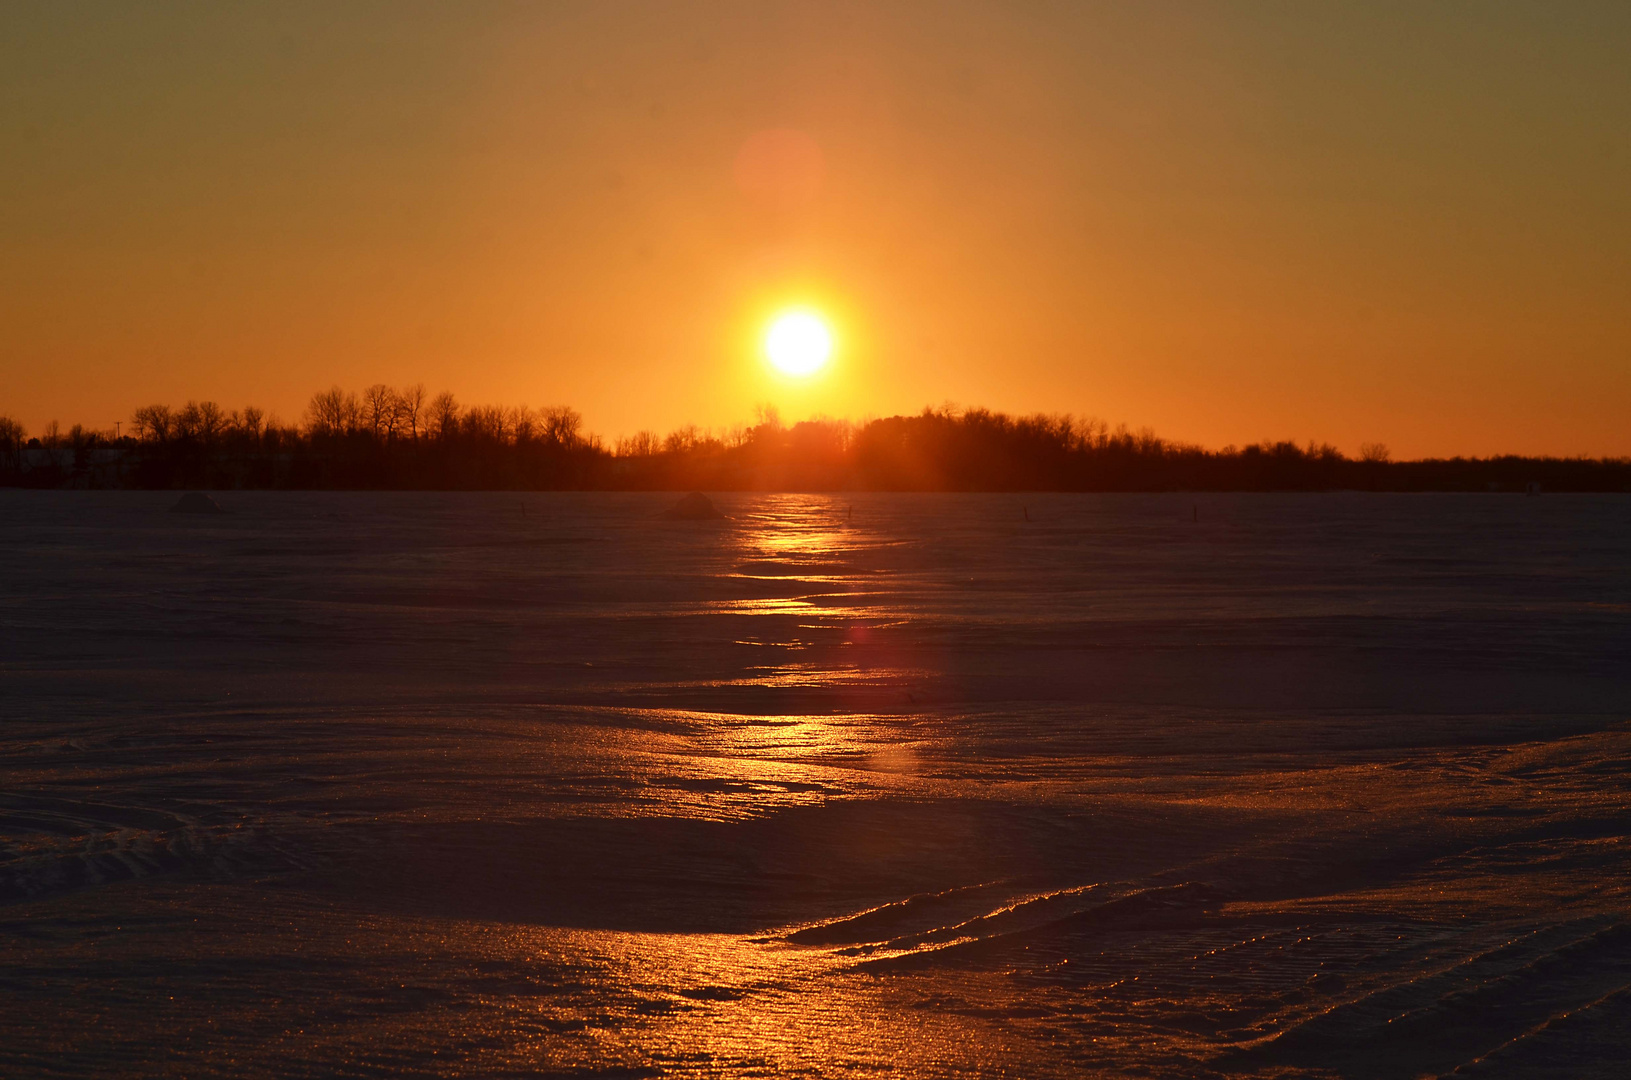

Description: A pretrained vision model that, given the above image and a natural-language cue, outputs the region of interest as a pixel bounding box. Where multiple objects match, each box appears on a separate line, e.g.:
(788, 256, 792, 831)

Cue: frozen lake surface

(3, 490, 1630, 1078)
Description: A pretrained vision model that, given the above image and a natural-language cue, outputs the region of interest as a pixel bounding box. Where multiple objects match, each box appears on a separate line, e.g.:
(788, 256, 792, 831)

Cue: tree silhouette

(8, 388, 1629, 492)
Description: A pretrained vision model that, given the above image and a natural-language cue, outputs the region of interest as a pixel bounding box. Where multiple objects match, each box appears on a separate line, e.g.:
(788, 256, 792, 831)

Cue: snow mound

(662, 492, 725, 520)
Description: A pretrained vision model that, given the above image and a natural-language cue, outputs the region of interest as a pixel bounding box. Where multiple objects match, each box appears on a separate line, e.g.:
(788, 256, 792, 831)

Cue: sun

(764, 310, 833, 376)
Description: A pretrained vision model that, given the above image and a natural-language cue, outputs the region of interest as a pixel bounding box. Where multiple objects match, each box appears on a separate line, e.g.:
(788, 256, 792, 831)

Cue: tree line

(2, 388, 1629, 492)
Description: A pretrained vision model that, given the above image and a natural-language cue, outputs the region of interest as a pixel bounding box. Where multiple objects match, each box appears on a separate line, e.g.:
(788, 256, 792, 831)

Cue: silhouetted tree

(460, 405, 503, 442)
(396, 383, 427, 441)
(616, 431, 661, 457)
(237, 406, 265, 441)
(429, 392, 459, 440)
(306, 387, 360, 437)
(0, 415, 25, 471)
(363, 384, 395, 439)
(197, 402, 226, 444)
(542, 406, 582, 447)
(132, 404, 172, 442)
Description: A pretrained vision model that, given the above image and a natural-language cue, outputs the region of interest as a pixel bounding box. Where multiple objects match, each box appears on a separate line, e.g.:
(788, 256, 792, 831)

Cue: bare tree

(463, 405, 508, 441)
(305, 388, 339, 436)
(171, 401, 225, 444)
(1359, 442, 1391, 463)
(196, 401, 226, 444)
(305, 387, 359, 436)
(395, 383, 427, 441)
(363, 384, 394, 439)
(511, 406, 538, 443)
(616, 430, 661, 457)
(173, 403, 200, 440)
(0, 415, 25, 469)
(238, 406, 264, 441)
(132, 404, 172, 442)
(429, 392, 459, 440)
(541, 406, 582, 447)
(665, 425, 701, 454)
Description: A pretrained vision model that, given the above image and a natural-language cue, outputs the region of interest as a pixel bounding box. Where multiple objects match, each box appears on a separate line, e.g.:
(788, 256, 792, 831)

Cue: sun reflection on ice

(481, 921, 1043, 1077)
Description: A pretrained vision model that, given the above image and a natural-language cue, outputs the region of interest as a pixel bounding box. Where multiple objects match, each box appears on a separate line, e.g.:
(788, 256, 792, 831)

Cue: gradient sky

(3, 1, 1629, 456)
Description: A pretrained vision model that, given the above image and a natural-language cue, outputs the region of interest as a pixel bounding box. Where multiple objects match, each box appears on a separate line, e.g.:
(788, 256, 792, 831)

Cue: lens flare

(764, 311, 833, 376)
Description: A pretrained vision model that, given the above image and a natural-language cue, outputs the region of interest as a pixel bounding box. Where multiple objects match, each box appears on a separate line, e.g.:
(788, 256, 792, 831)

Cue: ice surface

(2, 490, 1629, 1077)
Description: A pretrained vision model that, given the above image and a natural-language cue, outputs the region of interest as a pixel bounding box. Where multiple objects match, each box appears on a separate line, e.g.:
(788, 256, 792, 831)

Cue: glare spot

(765, 311, 833, 376)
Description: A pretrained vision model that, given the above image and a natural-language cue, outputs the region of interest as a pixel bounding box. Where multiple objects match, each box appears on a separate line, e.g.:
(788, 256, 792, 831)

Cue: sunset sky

(3, 1, 1629, 456)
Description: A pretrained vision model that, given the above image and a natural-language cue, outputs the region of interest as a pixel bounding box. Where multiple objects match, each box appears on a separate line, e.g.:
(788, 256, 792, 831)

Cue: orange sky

(3, 2, 1629, 456)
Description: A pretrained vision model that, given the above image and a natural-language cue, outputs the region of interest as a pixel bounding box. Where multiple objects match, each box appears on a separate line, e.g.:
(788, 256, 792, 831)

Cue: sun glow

(764, 310, 834, 376)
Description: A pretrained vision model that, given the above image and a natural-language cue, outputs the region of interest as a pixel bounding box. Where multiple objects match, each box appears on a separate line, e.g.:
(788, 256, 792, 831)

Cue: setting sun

(764, 310, 833, 377)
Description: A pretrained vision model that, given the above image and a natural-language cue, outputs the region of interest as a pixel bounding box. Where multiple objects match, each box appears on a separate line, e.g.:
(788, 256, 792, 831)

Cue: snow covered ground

(3, 490, 1629, 1077)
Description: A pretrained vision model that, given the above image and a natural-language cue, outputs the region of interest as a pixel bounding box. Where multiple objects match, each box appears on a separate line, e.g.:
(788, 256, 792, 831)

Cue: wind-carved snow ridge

(1233, 916, 1631, 1076)
(0, 792, 290, 902)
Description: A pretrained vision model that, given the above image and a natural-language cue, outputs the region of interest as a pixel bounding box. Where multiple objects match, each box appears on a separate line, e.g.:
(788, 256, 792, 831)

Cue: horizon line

(4, 391, 1631, 468)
